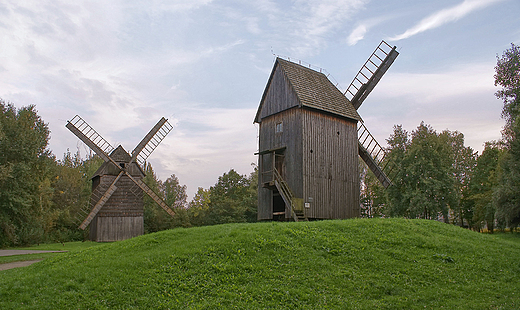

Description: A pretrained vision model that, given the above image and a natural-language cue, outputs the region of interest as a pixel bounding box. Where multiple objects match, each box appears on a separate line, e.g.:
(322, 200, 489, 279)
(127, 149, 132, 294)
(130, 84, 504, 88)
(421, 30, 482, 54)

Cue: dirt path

(0, 259, 44, 271)
(0, 250, 68, 271)
(0, 250, 67, 257)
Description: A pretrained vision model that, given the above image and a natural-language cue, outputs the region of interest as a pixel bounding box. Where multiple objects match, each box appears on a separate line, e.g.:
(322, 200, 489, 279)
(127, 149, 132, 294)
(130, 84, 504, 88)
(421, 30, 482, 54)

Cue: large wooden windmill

(255, 41, 398, 221)
(66, 115, 175, 241)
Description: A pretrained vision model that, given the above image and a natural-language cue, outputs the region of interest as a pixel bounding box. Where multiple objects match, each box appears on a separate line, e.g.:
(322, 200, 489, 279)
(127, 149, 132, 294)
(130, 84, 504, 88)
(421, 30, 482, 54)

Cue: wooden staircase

(272, 168, 307, 222)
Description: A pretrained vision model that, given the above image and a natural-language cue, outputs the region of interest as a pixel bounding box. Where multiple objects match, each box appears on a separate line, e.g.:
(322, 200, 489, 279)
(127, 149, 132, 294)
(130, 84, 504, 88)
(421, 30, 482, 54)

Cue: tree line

(361, 43, 520, 233)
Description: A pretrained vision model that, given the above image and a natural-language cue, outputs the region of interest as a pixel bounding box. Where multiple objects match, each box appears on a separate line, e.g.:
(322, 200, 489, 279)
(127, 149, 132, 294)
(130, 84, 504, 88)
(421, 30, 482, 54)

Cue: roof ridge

(275, 57, 343, 91)
(276, 58, 361, 122)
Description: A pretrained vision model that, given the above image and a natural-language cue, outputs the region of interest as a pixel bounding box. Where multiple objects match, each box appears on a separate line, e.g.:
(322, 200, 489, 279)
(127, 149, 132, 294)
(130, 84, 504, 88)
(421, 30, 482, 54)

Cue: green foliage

(0, 100, 54, 247)
(381, 123, 476, 223)
(1, 219, 520, 309)
(439, 130, 477, 226)
(189, 168, 257, 226)
(51, 151, 103, 241)
(188, 187, 212, 226)
(143, 164, 190, 233)
(469, 142, 500, 232)
(495, 43, 520, 135)
(493, 43, 520, 231)
(360, 160, 386, 218)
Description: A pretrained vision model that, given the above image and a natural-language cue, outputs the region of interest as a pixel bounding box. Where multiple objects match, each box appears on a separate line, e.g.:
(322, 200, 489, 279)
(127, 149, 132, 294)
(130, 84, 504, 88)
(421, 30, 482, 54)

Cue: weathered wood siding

(257, 63, 303, 220)
(302, 109, 360, 219)
(89, 160, 144, 241)
(256, 59, 360, 221)
(91, 216, 144, 242)
(258, 64, 300, 120)
(258, 108, 303, 220)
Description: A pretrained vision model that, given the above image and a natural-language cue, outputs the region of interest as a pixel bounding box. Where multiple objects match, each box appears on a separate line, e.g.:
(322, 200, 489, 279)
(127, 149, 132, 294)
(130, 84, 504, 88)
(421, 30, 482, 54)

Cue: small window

(275, 122, 283, 133)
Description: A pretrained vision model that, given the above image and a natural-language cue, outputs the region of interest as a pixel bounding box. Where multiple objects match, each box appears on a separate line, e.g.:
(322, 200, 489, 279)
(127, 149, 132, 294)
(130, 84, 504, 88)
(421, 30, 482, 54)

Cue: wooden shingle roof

(255, 58, 361, 123)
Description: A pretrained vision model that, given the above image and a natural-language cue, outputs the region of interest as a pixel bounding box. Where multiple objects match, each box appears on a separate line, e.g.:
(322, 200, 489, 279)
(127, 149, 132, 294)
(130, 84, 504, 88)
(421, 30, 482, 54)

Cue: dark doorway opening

(272, 191, 286, 220)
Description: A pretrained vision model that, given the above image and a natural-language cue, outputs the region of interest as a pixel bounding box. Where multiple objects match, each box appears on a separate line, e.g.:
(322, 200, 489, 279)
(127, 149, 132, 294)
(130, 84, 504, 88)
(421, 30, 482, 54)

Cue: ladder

(273, 168, 307, 221)
(344, 40, 399, 110)
(358, 122, 394, 188)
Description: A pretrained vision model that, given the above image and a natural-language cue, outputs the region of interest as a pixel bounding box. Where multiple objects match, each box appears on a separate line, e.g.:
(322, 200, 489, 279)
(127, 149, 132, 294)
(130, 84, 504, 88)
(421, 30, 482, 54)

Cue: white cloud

(347, 25, 367, 46)
(268, 0, 368, 57)
(388, 0, 504, 41)
(346, 15, 393, 45)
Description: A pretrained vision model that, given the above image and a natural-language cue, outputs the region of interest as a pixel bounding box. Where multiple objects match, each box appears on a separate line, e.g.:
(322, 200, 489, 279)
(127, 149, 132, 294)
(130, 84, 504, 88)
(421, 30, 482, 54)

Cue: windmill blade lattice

(66, 115, 115, 163)
(79, 171, 124, 230)
(344, 40, 399, 110)
(131, 176, 176, 217)
(132, 117, 173, 167)
(357, 123, 394, 188)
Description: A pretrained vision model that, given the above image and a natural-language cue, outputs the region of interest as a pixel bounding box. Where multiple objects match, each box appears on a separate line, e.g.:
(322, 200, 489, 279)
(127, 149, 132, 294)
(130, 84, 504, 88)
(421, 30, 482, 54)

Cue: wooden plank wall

(258, 109, 303, 220)
(259, 64, 300, 120)
(257, 61, 360, 220)
(90, 174, 144, 241)
(93, 216, 144, 242)
(302, 109, 360, 219)
(257, 64, 303, 220)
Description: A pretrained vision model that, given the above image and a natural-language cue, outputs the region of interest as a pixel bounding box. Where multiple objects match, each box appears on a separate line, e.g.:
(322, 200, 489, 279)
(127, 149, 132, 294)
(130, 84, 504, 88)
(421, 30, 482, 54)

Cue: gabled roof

(254, 58, 361, 123)
(91, 145, 145, 178)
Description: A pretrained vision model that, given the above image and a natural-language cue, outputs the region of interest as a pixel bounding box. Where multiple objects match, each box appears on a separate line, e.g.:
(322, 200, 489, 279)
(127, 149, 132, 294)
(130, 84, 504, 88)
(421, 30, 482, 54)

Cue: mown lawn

(1, 218, 519, 309)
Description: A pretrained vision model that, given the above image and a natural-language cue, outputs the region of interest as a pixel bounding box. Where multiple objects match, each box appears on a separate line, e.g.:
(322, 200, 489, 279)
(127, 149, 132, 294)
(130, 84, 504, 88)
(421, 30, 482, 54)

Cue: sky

(1, 0, 519, 200)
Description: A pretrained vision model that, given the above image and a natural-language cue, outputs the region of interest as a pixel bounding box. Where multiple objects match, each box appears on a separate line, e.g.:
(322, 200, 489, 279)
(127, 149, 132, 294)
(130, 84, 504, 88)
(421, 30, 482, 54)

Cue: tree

(143, 165, 190, 232)
(359, 160, 386, 218)
(162, 174, 190, 228)
(384, 123, 475, 222)
(494, 43, 520, 232)
(51, 151, 103, 241)
(188, 187, 211, 226)
(206, 169, 251, 225)
(495, 43, 520, 136)
(142, 163, 168, 233)
(188, 168, 257, 226)
(0, 100, 54, 246)
(439, 130, 477, 226)
(385, 125, 410, 217)
(405, 123, 454, 220)
(469, 142, 500, 232)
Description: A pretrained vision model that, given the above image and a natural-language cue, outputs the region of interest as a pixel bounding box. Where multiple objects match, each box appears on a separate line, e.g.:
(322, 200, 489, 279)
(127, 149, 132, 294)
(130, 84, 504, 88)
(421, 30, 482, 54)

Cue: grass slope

(1, 218, 519, 309)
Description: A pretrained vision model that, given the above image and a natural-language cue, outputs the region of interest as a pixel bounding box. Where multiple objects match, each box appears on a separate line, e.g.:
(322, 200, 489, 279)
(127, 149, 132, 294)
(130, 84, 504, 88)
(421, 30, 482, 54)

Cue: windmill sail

(345, 40, 399, 110)
(343, 41, 399, 187)
(66, 115, 116, 165)
(129, 175, 176, 217)
(358, 123, 393, 188)
(79, 171, 123, 230)
(131, 117, 173, 167)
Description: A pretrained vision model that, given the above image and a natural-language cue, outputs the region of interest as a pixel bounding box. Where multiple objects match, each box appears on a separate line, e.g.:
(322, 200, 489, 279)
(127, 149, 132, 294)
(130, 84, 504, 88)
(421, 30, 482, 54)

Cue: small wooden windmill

(66, 115, 175, 241)
(255, 40, 398, 221)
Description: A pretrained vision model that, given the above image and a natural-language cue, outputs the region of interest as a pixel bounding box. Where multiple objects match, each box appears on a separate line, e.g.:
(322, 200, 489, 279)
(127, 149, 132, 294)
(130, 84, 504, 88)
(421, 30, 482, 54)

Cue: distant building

(90, 146, 145, 241)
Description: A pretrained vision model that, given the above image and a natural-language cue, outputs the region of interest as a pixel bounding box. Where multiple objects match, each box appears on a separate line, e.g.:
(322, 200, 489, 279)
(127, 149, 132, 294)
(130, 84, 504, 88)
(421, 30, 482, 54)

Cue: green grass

(1, 218, 519, 309)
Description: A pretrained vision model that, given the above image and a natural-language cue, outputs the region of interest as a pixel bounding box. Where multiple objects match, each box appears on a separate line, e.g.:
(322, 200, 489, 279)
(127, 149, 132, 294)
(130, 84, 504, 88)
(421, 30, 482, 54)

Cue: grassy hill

(1, 218, 519, 309)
